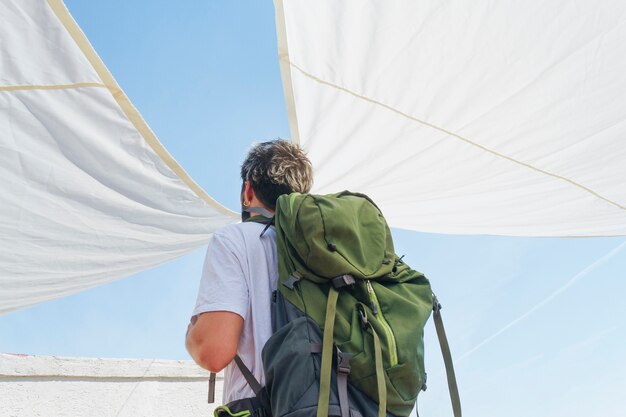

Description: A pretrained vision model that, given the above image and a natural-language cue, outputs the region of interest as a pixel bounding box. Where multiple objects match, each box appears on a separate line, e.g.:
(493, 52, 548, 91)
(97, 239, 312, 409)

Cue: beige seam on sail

(0, 83, 106, 92)
(285, 60, 626, 213)
(274, 0, 301, 145)
(45, 0, 237, 219)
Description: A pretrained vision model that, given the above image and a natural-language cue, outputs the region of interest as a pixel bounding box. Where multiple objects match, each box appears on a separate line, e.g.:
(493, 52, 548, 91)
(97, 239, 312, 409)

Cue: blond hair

(241, 140, 313, 208)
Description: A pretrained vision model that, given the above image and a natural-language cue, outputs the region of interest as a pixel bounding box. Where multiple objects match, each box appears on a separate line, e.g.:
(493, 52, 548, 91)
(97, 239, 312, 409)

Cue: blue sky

(1, 2, 625, 416)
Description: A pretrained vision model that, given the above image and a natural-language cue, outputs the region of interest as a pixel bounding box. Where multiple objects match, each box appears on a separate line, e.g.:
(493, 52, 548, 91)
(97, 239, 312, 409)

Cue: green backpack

(213, 191, 460, 417)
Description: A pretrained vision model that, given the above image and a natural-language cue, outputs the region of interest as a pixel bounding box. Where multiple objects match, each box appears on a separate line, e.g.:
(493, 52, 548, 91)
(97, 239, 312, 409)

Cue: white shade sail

(2, 0, 626, 315)
(0, 0, 237, 315)
(275, 0, 626, 237)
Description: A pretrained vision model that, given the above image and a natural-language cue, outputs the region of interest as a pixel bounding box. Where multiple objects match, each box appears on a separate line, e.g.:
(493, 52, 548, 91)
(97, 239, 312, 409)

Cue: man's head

(240, 140, 313, 212)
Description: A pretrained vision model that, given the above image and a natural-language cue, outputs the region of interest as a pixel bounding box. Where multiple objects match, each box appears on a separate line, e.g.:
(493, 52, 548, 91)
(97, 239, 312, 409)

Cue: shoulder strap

(432, 294, 462, 417)
(233, 355, 265, 396)
(243, 207, 275, 237)
(207, 356, 271, 408)
(233, 355, 271, 411)
(244, 207, 275, 223)
(316, 286, 339, 417)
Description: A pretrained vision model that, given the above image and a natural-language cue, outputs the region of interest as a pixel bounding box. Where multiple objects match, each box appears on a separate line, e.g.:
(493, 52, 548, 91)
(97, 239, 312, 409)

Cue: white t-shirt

(192, 221, 278, 404)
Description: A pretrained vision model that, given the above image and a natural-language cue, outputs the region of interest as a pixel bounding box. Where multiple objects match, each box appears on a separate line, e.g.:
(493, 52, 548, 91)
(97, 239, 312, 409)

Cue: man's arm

(186, 311, 244, 373)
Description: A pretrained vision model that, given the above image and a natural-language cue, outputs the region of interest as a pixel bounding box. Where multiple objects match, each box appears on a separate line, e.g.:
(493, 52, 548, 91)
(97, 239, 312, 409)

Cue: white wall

(0, 353, 223, 417)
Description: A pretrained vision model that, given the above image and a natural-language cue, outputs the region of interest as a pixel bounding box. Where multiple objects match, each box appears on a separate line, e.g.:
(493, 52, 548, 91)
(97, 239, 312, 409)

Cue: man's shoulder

(215, 221, 265, 235)
(213, 221, 269, 244)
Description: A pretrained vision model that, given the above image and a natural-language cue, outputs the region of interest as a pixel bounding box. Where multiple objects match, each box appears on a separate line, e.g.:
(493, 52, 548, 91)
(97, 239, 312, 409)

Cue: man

(186, 139, 313, 403)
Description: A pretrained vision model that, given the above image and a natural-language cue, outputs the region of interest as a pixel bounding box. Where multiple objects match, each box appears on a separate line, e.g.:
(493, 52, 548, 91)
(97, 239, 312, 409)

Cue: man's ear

(244, 181, 256, 205)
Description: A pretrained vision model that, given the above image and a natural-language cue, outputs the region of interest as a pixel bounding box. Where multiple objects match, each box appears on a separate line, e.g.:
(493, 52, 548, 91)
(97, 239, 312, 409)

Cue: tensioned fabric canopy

(0, 0, 238, 315)
(276, 0, 626, 237)
(1, 0, 626, 314)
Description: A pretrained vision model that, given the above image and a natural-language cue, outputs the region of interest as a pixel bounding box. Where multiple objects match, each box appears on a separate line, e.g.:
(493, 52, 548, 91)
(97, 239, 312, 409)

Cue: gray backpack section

(262, 291, 401, 417)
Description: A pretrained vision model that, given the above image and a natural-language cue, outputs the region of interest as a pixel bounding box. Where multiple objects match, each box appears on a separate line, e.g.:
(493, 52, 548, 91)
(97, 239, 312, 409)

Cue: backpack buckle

(336, 350, 353, 375)
(332, 274, 355, 289)
(432, 294, 442, 314)
(357, 304, 369, 330)
(283, 271, 303, 290)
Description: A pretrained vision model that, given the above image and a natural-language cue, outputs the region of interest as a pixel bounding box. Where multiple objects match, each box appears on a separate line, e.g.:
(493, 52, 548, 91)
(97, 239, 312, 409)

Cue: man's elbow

(185, 311, 243, 373)
(187, 337, 234, 373)
(196, 350, 233, 373)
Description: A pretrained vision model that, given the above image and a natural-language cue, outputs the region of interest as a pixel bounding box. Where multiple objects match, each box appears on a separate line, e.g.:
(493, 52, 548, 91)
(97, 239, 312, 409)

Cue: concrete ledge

(0, 353, 225, 417)
(0, 353, 220, 379)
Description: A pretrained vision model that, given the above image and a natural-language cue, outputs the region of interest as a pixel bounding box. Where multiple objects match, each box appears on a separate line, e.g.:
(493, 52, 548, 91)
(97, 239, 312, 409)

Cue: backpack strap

(432, 294, 462, 417)
(356, 304, 386, 417)
(243, 207, 275, 237)
(233, 355, 264, 395)
(370, 325, 387, 417)
(316, 286, 339, 417)
(336, 350, 353, 417)
(243, 206, 275, 220)
(233, 355, 271, 412)
(208, 372, 217, 403)
(209, 360, 268, 406)
(318, 286, 387, 417)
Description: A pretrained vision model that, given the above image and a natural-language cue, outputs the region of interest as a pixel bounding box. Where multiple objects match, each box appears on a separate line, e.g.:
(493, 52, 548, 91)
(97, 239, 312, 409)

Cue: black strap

(208, 372, 217, 403)
(243, 206, 275, 220)
(234, 355, 264, 396)
(243, 207, 275, 237)
(233, 355, 271, 411)
(432, 294, 462, 417)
